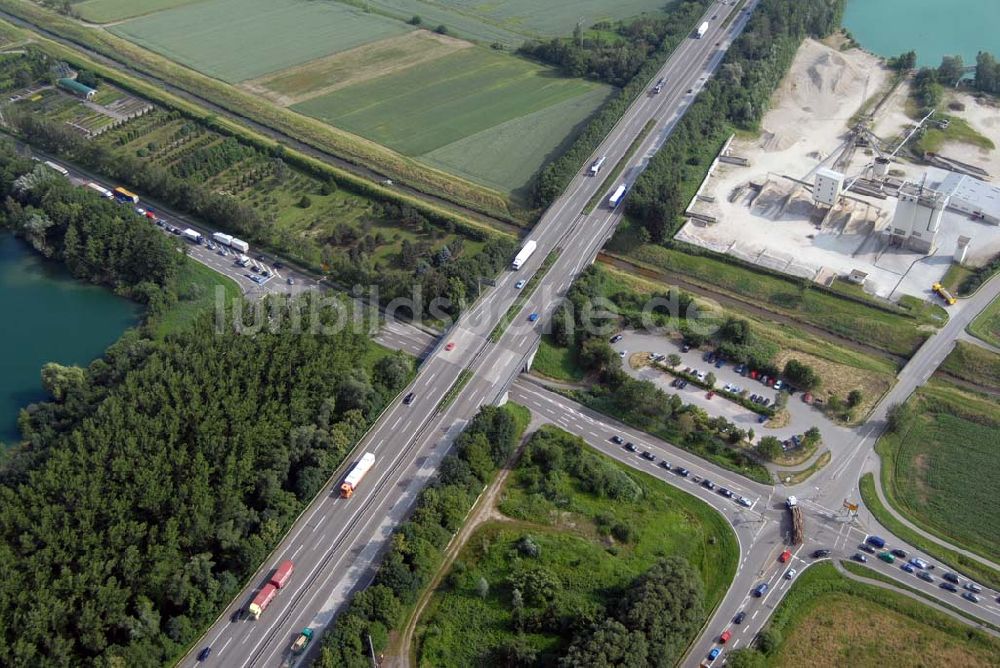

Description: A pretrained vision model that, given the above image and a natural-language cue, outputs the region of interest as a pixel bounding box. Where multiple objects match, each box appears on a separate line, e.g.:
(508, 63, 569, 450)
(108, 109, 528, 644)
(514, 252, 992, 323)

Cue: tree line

(890, 48, 1000, 96)
(528, 0, 713, 209)
(626, 0, 845, 242)
(316, 405, 524, 666)
(0, 292, 411, 665)
(0, 140, 180, 312)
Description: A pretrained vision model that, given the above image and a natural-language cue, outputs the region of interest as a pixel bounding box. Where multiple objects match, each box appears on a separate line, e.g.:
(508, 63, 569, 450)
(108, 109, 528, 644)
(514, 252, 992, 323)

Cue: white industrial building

(813, 167, 844, 206)
(889, 183, 948, 253)
(936, 172, 1000, 225)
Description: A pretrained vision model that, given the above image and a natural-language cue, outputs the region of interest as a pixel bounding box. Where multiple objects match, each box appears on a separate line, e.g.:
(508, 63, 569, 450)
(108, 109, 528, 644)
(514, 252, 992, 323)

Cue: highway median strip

(488, 249, 561, 343)
(437, 368, 473, 413)
(583, 119, 655, 215)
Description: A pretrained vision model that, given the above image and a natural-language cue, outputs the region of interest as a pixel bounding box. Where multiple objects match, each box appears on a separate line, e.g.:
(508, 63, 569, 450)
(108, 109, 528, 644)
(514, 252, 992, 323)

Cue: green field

(876, 383, 1000, 566)
(415, 427, 737, 666)
(76, 0, 203, 24)
(940, 340, 1000, 390)
(754, 562, 1000, 668)
(153, 256, 241, 338)
(421, 85, 611, 194)
(293, 47, 608, 155)
(110, 0, 410, 83)
(969, 294, 1000, 348)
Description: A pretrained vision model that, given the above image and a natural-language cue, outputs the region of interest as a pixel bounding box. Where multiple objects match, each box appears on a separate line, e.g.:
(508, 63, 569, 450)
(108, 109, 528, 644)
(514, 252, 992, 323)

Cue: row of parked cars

(613, 436, 754, 508)
(857, 536, 993, 603)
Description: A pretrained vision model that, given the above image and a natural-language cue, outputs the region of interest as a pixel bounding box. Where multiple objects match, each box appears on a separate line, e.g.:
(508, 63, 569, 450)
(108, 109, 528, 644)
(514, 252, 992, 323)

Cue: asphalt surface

(178, 2, 759, 666)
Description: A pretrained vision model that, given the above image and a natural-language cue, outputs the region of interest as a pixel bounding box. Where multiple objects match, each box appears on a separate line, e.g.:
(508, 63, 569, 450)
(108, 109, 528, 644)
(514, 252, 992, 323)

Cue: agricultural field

(415, 426, 737, 666)
(758, 563, 1000, 668)
(939, 340, 1000, 391)
(876, 382, 1000, 564)
(293, 48, 611, 193)
(75, 0, 204, 24)
(109, 0, 410, 83)
(969, 294, 1000, 349)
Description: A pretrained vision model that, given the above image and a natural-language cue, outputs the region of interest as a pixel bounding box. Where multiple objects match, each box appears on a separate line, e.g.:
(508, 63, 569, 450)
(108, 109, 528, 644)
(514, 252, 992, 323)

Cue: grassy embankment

(968, 295, 1000, 349)
(754, 562, 1000, 667)
(415, 426, 738, 666)
(939, 340, 1000, 391)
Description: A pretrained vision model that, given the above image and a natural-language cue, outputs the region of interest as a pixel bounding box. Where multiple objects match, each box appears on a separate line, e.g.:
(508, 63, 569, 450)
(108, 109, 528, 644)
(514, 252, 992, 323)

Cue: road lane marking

(219, 637, 233, 656)
(290, 544, 304, 560)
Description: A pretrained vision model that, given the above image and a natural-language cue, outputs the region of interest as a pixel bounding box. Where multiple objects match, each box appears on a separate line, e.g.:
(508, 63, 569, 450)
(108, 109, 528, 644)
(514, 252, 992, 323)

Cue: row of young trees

(316, 405, 523, 666)
(0, 291, 411, 665)
(890, 49, 1000, 96)
(0, 140, 180, 311)
(626, 0, 845, 241)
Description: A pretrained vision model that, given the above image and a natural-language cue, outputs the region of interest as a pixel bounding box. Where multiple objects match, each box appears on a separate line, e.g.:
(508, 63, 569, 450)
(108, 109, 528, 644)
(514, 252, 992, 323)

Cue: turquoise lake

(0, 233, 139, 445)
(843, 0, 1000, 67)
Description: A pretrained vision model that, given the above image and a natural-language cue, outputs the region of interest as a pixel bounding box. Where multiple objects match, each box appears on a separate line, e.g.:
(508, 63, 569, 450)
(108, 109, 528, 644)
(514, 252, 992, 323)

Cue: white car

(785, 568, 797, 580)
(619, 350, 627, 358)
(515, 279, 526, 289)
(696, 370, 707, 381)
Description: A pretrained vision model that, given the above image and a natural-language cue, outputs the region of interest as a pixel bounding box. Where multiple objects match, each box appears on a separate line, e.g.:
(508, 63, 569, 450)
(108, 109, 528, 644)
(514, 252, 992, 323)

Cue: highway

(181, 1, 758, 665)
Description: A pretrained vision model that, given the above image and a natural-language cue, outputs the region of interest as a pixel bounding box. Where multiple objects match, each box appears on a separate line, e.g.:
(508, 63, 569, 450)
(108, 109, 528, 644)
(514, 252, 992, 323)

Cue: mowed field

(291, 48, 611, 193)
(109, 0, 409, 83)
(76, 0, 204, 24)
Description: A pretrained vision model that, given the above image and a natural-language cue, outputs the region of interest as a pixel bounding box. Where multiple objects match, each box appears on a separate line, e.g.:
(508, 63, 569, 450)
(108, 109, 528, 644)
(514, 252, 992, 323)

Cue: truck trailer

(341, 453, 376, 498)
(85, 182, 113, 199)
(43, 160, 69, 177)
(608, 184, 627, 208)
(230, 237, 250, 254)
(696, 21, 708, 38)
(212, 232, 233, 247)
(247, 560, 295, 619)
(511, 240, 537, 270)
(181, 228, 203, 243)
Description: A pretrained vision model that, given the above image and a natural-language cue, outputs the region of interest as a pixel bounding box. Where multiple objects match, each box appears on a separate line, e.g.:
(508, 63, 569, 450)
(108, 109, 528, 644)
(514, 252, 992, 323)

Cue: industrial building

(813, 167, 844, 206)
(888, 183, 948, 253)
(936, 172, 1000, 225)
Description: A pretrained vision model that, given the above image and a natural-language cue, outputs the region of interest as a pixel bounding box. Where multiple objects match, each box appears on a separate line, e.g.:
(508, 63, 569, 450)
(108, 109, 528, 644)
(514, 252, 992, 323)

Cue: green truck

(878, 551, 895, 564)
(291, 628, 313, 655)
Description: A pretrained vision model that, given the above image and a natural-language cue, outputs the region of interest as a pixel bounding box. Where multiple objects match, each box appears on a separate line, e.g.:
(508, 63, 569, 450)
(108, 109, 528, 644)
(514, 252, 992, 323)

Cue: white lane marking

(290, 543, 304, 560)
(751, 610, 759, 620)
(218, 637, 233, 656)
(312, 514, 326, 532)
(392, 416, 403, 430)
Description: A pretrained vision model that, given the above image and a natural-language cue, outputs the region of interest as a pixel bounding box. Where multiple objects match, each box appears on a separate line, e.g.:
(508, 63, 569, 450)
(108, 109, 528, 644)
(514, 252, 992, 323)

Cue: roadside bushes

(316, 405, 525, 667)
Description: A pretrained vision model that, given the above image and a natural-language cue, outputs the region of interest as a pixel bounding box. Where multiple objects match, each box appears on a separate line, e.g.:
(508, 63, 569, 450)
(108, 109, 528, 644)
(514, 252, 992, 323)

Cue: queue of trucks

(248, 560, 294, 620)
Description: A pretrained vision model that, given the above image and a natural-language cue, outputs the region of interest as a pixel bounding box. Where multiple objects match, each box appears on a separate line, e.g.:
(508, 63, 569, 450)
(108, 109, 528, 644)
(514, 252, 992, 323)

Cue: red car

(719, 629, 732, 644)
(779, 549, 792, 563)
(706, 391, 715, 399)
(802, 392, 813, 404)
(445, 342, 456, 351)
(145, 211, 156, 219)
(750, 370, 759, 379)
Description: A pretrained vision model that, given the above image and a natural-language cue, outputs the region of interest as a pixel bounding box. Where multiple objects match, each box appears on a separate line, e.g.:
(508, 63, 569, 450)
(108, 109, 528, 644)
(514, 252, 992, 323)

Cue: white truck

(588, 156, 607, 176)
(230, 237, 250, 254)
(511, 240, 537, 270)
(181, 228, 203, 244)
(341, 453, 376, 498)
(85, 182, 113, 199)
(608, 184, 627, 208)
(212, 232, 233, 247)
(696, 21, 708, 38)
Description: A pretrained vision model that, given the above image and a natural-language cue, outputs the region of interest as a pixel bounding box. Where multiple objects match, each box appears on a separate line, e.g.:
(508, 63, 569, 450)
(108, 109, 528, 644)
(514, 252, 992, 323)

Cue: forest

(0, 140, 179, 311)
(317, 404, 526, 666)
(626, 0, 845, 241)
(0, 293, 411, 665)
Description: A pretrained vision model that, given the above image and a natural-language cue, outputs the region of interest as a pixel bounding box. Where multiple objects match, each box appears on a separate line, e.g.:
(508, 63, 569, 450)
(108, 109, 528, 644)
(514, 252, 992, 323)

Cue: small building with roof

(57, 77, 96, 100)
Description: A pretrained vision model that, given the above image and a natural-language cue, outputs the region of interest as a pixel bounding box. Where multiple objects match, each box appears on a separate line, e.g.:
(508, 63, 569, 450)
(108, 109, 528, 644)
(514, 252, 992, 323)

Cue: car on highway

(733, 611, 746, 624)
(659, 461, 671, 470)
(900, 562, 914, 573)
(779, 549, 792, 563)
(719, 630, 731, 643)
(962, 592, 981, 603)
(403, 392, 415, 405)
(528, 313, 539, 322)
(909, 558, 929, 569)
(719, 488, 734, 498)
(641, 451, 656, 461)
(675, 467, 690, 477)
(812, 549, 831, 559)
(611, 435, 624, 444)
(785, 568, 797, 580)
(445, 342, 456, 351)
(625, 442, 637, 452)
(917, 571, 934, 583)
(878, 551, 896, 564)
(859, 543, 876, 554)
(737, 496, 752, 507)
(964, 582, 983, 593)
(753, 582, 769, 597)
(702, 479, 715, 490)
(852, 553, 868, 563)
(890, 548, 908, 559)
(941, 582, 959, 592)
(197, 647, 212, 662)
(515, 279, 526, 289)
(708, 647, 721, 661)
(230, 609, 241, 623)
(943, 572, 960, 584)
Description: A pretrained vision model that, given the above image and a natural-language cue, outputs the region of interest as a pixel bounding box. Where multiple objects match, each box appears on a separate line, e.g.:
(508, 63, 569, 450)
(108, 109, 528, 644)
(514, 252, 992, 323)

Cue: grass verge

(968, 295, 1000, 349)
(758, 562, 1000, 666)
(777, 450, 831, 486)
(531, 335, 585, 382)
(859, 473, 1000, 591)
(438, 369, 473, 412)
(151, 256, 241, 338)
(938, 340, 1000, 391)
(840, 560, 1000, 633)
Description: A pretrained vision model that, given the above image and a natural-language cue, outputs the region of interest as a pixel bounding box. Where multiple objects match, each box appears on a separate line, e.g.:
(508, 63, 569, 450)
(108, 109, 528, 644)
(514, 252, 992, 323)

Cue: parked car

(773, 379, 783, 390)
(610, 334, 623, 344)
(445, 342, 456, 351)
(779, 549, 792, 563)
(706, 390, 715, 399)
(714, 358, 725, 368)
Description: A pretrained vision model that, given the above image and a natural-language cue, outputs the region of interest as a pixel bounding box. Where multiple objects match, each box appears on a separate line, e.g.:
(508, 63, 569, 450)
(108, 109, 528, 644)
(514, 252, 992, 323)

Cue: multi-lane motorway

(181, 1, 760, 665)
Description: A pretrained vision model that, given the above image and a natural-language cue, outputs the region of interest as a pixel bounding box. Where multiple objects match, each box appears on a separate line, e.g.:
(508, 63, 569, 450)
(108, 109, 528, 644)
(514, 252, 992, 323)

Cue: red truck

(248, 560, 294, 619)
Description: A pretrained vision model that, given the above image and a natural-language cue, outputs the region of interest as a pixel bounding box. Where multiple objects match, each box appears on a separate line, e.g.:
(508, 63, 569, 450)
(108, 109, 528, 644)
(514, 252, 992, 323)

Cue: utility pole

(367, 633, 377, 667)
